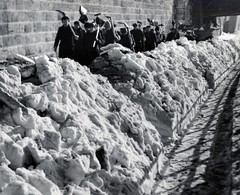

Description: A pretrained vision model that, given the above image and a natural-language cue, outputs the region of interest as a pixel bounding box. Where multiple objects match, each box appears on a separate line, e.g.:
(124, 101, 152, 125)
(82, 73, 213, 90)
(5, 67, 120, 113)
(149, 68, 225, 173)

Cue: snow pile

(0, 33, 240, 194)
(0, 56, 162, 195)
(91, 35, 240, 139)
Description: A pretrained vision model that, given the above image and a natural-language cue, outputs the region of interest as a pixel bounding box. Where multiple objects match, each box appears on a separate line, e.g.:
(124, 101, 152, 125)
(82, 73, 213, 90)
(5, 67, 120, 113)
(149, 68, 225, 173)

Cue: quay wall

(0, 0, 190, 60)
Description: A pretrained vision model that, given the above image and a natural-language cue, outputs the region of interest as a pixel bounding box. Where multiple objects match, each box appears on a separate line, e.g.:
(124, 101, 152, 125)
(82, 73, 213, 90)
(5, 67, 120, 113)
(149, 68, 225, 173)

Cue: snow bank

(91, 35, 240, 140)
(0, 56, 162, 195)
(0, 33, 240, 194)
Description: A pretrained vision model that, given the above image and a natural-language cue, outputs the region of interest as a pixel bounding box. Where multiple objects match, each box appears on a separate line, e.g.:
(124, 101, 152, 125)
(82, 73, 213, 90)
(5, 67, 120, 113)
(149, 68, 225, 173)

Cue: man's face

(134, 26, 138, 29)
(86, 27, 94, 32)
(62, 19, 69, 27)
(74, 24, 79, 29)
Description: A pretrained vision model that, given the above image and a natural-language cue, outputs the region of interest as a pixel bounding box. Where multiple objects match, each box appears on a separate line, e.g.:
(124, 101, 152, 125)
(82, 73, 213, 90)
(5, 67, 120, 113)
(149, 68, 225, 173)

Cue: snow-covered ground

(151, 59, 240, 194)
(0, 32, 240, 195)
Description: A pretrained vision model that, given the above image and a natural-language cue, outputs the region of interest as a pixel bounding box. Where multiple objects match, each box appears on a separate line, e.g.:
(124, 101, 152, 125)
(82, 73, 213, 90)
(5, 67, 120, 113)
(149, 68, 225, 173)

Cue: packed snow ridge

(0, 33, 240, 195)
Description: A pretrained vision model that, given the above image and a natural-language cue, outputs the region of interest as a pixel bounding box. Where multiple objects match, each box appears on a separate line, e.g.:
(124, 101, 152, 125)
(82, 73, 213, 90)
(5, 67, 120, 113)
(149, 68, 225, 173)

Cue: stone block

(100, 0, 113, 5)
(17, 45, 26, 55)
(26, 12, 38, 22)
(0, 2, 6, 10)
(135, 8, 142, 15)
(40, 2, 54, 11)
(36, 12, 47, 21)
(0, 24, 8, 35)
(2, 11, 11, 23)
(123, 14, 131, 20)
(23, 0, 40, 10)
(10, 11, 26, 22)
(79, 0, 91, 4)
(8, 23, 24, 34)
(143, 3, 152, 9)
(7, 46, 20, 56)
(121, 1, 134, 8)
(0, 37, 2, 48)
(0, 48, 7, 59)
(16, 0, 24, 10)
(23, 23, 33, 33)
(0, 11, 2, 22)
(43, 32, 54, 42)
(33, 22, 42, 32)
(2, 35, 14, 47)
(5, 1, 17, 10)
(24, 44, 37, 56)
(63, 3, 79, 12)
(46, 12, 56, 21)
(113, 0, 120, 6)
(41, 22, 57, 32)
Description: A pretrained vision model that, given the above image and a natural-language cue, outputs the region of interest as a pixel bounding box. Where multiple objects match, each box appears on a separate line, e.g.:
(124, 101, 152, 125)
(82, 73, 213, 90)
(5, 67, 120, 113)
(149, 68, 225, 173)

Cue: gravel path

(152, 64, 240, 195)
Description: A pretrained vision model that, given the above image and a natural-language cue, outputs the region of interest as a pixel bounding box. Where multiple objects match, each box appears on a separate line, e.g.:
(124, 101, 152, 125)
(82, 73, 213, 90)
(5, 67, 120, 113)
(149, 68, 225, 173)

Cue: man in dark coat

(185, 30, 197, 41)
(73, 21, 85, 64)
(166, 28, 180, 42)
(130, 23, 145, 52)
(155, 24, 165, 46)
(144, 26, 157, 51)
(53, 16, 75, 59)
(118, 27, 135, 51)
(102, 19, 120, 46)
(82, 22, 103, 66)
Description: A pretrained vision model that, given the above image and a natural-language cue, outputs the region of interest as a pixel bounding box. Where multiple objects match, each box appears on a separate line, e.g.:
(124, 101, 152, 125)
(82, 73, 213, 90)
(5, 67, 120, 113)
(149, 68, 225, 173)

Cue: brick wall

(0, 0, 178, 60)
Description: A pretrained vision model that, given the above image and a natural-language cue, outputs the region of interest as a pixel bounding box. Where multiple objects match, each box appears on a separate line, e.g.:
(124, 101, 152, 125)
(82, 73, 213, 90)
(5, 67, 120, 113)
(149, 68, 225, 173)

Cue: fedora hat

(96, 16, 105, 27)
(61, 15, 69, 21)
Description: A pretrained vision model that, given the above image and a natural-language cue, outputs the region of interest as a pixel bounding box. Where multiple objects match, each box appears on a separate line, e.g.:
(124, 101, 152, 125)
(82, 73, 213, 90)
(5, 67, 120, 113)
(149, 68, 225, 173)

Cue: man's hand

(74, 35, 79, 40)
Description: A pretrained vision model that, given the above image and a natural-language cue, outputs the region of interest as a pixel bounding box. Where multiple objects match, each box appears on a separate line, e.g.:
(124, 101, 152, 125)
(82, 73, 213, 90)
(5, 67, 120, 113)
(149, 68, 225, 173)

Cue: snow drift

(0, 33, 240, 195)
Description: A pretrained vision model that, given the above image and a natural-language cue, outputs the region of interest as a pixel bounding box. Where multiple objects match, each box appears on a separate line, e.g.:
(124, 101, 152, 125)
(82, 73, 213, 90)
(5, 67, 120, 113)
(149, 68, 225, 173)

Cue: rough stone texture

(0, 0, 187, 60)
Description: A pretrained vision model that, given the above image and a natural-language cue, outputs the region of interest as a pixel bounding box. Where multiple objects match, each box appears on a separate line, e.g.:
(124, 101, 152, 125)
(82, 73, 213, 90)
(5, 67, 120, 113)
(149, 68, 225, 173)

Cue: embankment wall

(0, 0, 187, 60)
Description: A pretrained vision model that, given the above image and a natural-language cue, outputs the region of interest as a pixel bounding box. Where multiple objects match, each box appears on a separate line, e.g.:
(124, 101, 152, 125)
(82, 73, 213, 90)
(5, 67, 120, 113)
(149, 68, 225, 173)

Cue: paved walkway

(152, 64, 240, 195)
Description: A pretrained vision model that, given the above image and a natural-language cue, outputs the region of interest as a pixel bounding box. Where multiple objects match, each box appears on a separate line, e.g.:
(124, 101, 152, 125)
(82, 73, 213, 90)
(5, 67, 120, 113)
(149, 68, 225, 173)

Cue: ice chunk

(0, 131, 24, 169)
(49, 102, 68, 123)
(110, 145, 131, 168)
(35, 55, 62, 84)
(11, 107, 36, 131)
(0, 180, 42, 195)
(0, 163, 24, 189)
(27, 139, 48, 164)
(61, 126, 77, 143)
(64, 156, 86, 185)
(16, 168, 61, 195)
(40, 130, 61, 151)
(0, 150, 10, 165)
(24, 92, 49, 112)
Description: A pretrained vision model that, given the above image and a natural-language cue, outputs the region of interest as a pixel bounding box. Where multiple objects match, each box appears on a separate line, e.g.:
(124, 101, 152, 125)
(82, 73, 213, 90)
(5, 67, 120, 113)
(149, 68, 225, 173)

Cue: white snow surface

(0, 33, 240, 195)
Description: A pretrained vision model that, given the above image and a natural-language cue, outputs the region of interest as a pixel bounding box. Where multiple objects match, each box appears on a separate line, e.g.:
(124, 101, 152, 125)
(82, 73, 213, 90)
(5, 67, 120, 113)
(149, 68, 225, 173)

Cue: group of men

(53, 14, 196, 66)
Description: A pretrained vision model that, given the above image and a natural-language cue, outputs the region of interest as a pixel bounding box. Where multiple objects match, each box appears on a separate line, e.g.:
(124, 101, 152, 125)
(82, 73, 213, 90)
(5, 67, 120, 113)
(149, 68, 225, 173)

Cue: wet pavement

(152, 63, 240, 195)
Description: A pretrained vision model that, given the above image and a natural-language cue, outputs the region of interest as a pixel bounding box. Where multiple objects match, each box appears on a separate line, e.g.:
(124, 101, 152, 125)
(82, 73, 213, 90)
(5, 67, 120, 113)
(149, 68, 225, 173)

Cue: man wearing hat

(82, 22, 103, 66)
(118, 27, 135, 51)
(144, 25, 157, 51)
(166, 27, 180, 42)
(73, 21, 85, 64)
(185, 29, 197, 41)
(130, 23, 145, 52)
(54, 15, 75, 59)
(155, 24, 165, 45)
(137, 21, 142, 29)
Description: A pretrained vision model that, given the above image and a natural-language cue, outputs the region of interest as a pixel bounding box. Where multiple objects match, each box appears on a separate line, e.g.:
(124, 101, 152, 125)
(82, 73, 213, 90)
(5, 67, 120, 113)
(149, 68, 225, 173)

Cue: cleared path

(152, 63, 240, 195)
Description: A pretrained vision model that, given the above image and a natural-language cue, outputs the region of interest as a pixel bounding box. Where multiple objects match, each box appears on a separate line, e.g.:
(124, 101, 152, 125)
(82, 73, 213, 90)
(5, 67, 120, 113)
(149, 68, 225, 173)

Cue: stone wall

(0, 0, 178, 60)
